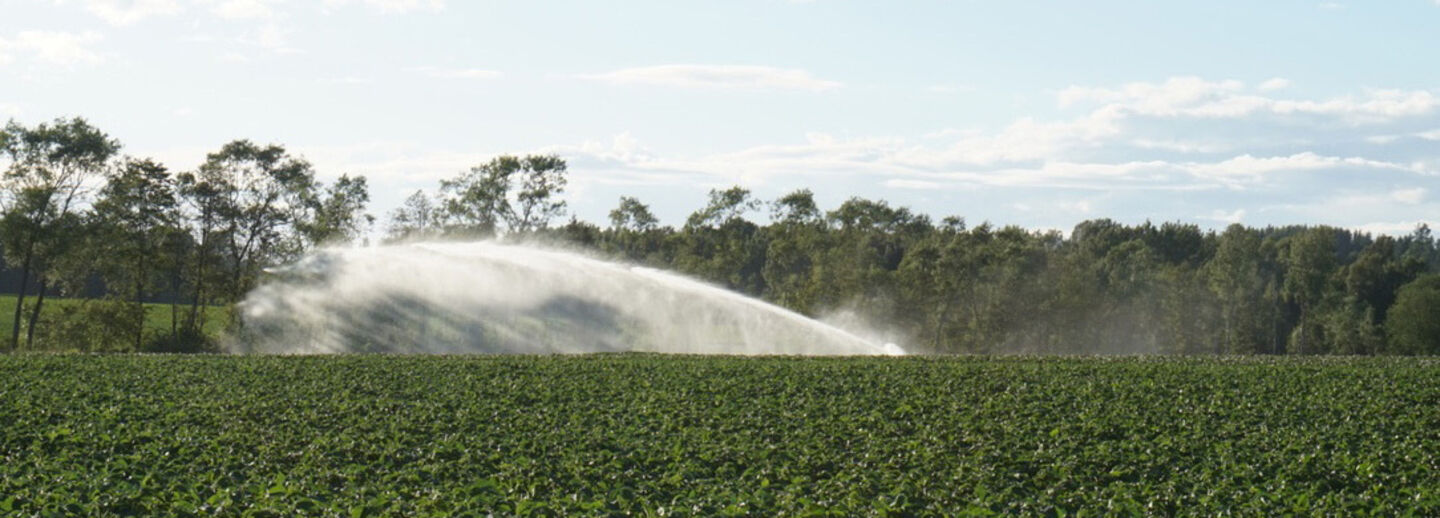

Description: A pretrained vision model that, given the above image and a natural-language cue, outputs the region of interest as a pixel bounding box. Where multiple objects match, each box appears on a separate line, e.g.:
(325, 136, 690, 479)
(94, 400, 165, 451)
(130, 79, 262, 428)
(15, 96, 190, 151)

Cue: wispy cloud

(209, 0, 283, 20)
(1058, 76, 1438, 123)
(925, 84, 974, 94)
(578, 65, 842, 92)
(411, 66, 502, 79)
(322, 76, 373, 85)
(1257, 77, 1291, 91)
(63, 0, 182, 25)
(1391, 187, 1427, 204)
(1205, 209, 1247, 224)
(52, 0, 442, 25)
(0, 30, 105, 66)
(523, 77, 1439, 230)
(884, 179, 942, 190)
(236, 22, 299, 53)
(322, 0, 445, 13)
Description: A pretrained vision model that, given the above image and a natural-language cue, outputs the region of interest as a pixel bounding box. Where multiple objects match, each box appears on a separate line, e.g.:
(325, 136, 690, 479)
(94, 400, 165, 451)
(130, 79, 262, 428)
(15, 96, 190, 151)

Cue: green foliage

(384, 189, 442, 242)
(1385, 274, 1440, 354)
(609, 195, 659, 232)
(2, 355, 1438, 515)
(299, 174, 373, 246)
(438, 154, 568, 237)
(0, 295, 225, 353)
(194, 139, 319, 299)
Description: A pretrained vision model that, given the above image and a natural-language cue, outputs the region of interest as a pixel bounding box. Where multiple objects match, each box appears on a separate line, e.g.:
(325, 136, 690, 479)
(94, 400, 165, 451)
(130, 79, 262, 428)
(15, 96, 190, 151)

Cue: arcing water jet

(238, 241, 905, 355)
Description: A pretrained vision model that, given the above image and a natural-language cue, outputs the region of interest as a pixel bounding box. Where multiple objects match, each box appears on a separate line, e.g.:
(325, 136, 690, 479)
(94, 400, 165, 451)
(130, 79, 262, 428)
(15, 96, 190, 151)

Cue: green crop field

(2, 355, 1438, 516)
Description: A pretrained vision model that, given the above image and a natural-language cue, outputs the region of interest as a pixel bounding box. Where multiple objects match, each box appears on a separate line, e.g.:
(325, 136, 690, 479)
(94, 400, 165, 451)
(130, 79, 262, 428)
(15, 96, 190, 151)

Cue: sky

(2, 0, 1438, 236)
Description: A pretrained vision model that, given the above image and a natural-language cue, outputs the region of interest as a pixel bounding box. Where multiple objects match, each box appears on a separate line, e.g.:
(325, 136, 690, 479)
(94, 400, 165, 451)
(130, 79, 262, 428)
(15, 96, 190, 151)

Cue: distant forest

(3, 117, 1439, 354)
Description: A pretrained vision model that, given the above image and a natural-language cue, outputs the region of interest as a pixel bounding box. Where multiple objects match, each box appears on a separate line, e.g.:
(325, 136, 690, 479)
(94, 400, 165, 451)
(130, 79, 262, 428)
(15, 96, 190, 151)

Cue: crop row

(2, 354, 1438, 516)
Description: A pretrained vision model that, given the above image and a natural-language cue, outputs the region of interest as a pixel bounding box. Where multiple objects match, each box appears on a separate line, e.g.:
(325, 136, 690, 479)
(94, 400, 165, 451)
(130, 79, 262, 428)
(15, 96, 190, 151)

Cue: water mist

(237, 241, 905, 355)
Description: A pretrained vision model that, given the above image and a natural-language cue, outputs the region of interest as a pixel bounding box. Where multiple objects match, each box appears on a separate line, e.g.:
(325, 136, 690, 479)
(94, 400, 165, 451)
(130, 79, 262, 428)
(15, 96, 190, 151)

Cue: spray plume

(238, 241, 905, 355)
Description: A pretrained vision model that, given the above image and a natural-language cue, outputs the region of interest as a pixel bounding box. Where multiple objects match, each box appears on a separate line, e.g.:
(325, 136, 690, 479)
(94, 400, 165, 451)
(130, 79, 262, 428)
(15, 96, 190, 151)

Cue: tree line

(4, 116, 1440, 354)
(0, 117, 372, 352)
(385, 155, 1440, 356)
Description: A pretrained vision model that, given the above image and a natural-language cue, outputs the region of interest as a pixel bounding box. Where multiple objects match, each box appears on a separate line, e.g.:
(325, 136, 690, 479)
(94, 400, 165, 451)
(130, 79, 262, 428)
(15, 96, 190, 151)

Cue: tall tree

(762, 190, 828, 314)
(769, 189, 823, 226)
(609, 196, 659, 232)
(1206, 224, 1269, 354)
(174, 169, 227, 333)
(1281, 227, 1338, 354)
(508, 154, 568, 233)
(195, 140, 317, 311)
(91, 157, 178, 350)
(607, 196, 662, 263)
(685, 186, 760, 230)
(386, 190, 442, 242)
(440, 154, 568, 237)
(0, 117, 120, 351)
(298, 174, 372, 246)
(1385, 274, 1440, 354)
(679, 187, 766, 293)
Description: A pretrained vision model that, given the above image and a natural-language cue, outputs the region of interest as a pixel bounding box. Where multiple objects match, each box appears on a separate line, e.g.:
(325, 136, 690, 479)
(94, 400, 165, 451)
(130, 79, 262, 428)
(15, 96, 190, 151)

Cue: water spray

(238, 241, 905, 355)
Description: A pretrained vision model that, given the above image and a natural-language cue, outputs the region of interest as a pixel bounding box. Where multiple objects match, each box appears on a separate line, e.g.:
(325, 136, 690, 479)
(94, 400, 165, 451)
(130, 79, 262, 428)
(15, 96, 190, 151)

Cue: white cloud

(1059, 76, 1439, 123)
(52, 0, 440, 27)
(1351, 221, 1436, 236)
(1206, 209, 1247, 224)
(1058, 77, 1245, 111)
(1184, 152, 1420, 183)
(532, 76, 1440, 205)
(90, 0, 181, 24)
(0, 30, 104, 66)
(323, 0, 444, 13)
(411, 66, 502, 79)
(578, 65, 842, 92)
(231, 22, 298, 53)
(1392, 187, 1426, 204)
(323, 76, 372, 85)
(569, 132, 653, 165)
(925, 84, 974, 94)
(290, 76, 1440, 231)
(884, 179, 941, 190)
(1258, 78, 1291, 91)
(210, 0, 281, 20)
(218, 51, 250, 63)
(1129, 138, 1228, 153)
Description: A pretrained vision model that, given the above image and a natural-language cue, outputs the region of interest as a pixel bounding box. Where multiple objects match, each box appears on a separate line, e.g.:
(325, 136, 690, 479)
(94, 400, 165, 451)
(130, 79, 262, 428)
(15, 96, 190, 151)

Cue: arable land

(2, 355, 1437, 516)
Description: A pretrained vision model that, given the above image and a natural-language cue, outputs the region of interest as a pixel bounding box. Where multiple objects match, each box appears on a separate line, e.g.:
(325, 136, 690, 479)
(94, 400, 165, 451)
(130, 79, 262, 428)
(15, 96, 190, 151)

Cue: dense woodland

(3, 117, 1439, 354)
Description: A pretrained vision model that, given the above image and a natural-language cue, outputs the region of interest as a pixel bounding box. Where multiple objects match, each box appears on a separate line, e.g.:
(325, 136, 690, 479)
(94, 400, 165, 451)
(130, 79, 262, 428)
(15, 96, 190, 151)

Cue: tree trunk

(187, 248, 206, 334)
(135, 252, 147, 351)
(1296, 306, 1307, 355)
(1220, 307, 1232, 355)
(9, 246, 34, 352)
(170, 269, 180, 340)
(25, 277, 47, 350)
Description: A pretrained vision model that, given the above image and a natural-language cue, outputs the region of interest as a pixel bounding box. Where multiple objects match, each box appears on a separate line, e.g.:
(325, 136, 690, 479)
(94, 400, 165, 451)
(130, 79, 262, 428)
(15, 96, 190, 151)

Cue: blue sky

(2, 0, 1438, 235)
